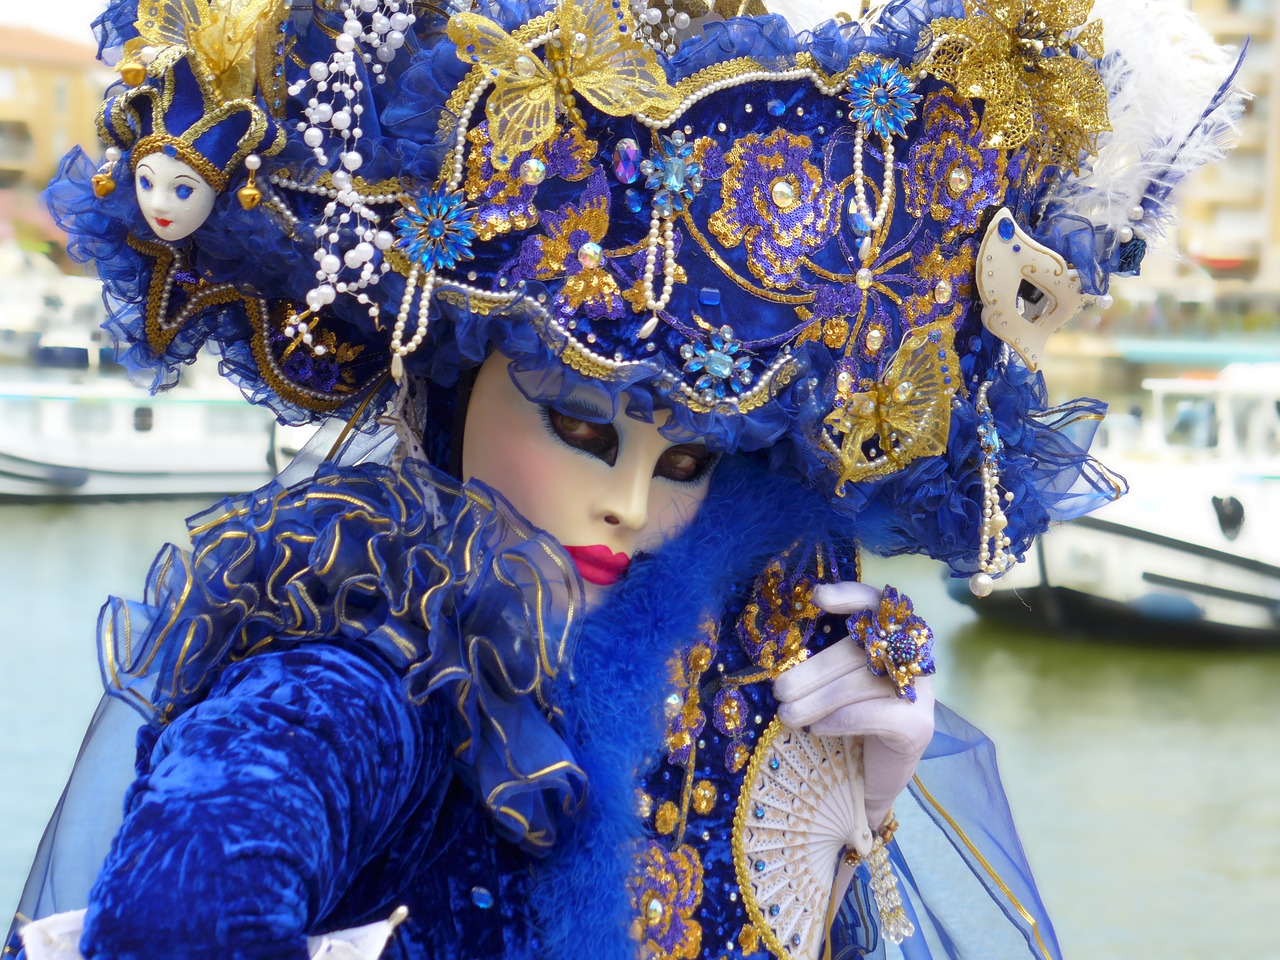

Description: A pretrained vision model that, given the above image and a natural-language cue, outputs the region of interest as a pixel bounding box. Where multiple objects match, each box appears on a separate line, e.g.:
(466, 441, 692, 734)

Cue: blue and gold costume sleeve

(80, 641, 448, 960)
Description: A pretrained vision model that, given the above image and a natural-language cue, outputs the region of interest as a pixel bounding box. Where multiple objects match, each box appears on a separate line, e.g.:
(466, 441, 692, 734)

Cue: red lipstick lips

(155, 218, 173, 228)
(564, 545, 631, 586)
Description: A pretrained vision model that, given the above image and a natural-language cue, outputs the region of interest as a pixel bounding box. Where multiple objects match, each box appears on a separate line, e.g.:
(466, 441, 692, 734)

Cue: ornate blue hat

(48, 0, 1244, 577)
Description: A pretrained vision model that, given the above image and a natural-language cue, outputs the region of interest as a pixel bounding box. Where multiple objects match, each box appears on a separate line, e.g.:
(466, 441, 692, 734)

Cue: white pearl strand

(286, 0, 422, 334)
(851, 125, 895, 232)
(154, 246, 180, 325)
(639, 212, 676, 337)
(389, 263, 438, 381)
(970, 381, 1016, 597)
(635, 67, 844, 131)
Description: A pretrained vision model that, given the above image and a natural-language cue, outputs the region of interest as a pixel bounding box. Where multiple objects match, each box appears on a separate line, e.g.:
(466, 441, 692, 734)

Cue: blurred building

(0, 27, 105, 190)
(1084, 0, 1280, 358)
(1168, 0, 1279, 301)
(1136, 0, 1274, 312)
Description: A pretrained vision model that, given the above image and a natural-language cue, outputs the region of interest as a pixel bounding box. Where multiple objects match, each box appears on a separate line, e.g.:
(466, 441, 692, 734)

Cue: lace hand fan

(733, 719, 912, 960)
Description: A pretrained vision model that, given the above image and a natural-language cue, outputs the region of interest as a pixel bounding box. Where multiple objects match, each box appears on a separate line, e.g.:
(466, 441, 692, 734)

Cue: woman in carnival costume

(9, 0, 1243, 958)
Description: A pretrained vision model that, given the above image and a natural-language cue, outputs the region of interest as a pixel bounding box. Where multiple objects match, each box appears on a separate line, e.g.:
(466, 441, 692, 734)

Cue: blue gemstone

(162, 143, 177, 157)
(705, 350, 733, 379)
(698, 287, 721, 307)
(769, 904, 780, 917)
(767, 98, 786, 116)
(625, 189, 644, 214)
(1012, 244, 1021, 253)
(754, 805, 765, 819)
(873, 88, 890, 105)
(612, 138, 641, 184)
(471, 886, 494, 909)
(428, 218, 447, 238)
(998, 216, 1016, 241)
(662, 157, 688, 193)
(769, 757, 780, 770)
(755, 860, 766, 872)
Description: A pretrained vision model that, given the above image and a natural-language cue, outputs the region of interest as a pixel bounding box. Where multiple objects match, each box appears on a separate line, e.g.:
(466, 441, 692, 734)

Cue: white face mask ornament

(975, 208, 1086, 371)
(461, 354, 716, 602)
(134, 151, 218, 243)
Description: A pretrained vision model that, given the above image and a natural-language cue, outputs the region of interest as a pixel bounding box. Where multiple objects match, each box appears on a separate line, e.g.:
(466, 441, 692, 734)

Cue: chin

(146, 219, 192, 243)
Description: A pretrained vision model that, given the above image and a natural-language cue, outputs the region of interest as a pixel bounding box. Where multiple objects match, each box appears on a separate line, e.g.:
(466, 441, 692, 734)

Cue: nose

(151, 190, 172, 216)
(595, 465, 651, 532)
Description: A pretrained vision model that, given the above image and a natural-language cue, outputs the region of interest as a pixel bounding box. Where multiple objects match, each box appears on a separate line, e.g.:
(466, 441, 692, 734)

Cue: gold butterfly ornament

(823, 321, 960, 492)
(447, 0, 681, 171)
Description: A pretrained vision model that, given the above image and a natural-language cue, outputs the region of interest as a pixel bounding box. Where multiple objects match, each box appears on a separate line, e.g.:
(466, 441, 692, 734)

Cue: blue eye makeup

(138, 175, 153, 191)
(176, 184, 194, 200)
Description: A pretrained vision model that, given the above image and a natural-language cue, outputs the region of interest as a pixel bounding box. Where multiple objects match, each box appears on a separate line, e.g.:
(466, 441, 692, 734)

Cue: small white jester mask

(134, 150, 218, 243)
(975, 208, 1084, 371)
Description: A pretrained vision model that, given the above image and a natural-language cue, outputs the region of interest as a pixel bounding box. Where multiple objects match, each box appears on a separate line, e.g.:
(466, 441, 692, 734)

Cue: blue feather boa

(530, 454, 844, 958)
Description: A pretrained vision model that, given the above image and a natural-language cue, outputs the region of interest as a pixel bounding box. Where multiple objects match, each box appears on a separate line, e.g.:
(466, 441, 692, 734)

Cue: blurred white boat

(957, 363, 1280, 641)
(0, 249, 316, 499)
(0, 351, 310, 500)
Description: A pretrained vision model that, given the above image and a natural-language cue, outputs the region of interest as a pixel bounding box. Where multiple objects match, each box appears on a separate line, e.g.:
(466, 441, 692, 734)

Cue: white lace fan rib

(733, 720, 869, 960)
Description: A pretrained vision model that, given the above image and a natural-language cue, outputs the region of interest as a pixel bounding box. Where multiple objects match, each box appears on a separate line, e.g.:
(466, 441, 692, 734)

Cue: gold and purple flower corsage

(847, 586, 936, 702)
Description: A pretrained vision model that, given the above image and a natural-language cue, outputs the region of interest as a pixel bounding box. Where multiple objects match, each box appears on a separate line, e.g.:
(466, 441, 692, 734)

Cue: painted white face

(462, 353, 716, 597)
(134, 151, 217, 242)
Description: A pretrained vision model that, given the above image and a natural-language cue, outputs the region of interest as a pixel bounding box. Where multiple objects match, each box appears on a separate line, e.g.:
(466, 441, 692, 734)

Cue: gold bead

(91, 173, 116, 198)
(119, 60, 146, 86)
(237, 183, 263, 210)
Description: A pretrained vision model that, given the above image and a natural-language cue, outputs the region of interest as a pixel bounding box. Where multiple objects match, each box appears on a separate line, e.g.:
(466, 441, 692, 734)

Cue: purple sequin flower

(629, 841, 704, 959)
(464, 123, 595, 240)
(847, 585, 935, 702)
(708, 129, 839, 290)
(712, 687, 747, 737)
(844, 59, 921, 139)
(903, 91, 1009, 242)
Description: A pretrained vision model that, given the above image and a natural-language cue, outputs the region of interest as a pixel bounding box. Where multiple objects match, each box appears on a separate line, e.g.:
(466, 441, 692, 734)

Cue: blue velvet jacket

(7, 459, 1064, 960)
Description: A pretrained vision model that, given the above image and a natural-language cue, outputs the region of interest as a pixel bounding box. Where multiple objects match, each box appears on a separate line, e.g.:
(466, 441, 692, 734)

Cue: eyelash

(659, 446, 718, 486)
(540, 406, 617, 465)
(539, 406, 716, 485)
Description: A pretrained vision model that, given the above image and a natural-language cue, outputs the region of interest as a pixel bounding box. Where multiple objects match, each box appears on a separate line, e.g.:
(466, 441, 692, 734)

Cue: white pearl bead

(968, 572, 994, 598)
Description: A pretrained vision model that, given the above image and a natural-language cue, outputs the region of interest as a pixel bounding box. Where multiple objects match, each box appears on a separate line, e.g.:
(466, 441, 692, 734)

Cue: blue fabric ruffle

(98, 459, 586, 854)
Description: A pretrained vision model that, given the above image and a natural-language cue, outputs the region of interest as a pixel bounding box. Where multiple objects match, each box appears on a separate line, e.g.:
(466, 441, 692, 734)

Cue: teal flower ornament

(641, 131, 703, 218)
(844, 60, 921, 139)
(394, 187, 478, 271)
(681, 325, 753, 402)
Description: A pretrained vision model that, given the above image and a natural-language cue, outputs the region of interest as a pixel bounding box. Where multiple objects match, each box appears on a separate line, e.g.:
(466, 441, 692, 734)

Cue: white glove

(773, 582, 935, 829)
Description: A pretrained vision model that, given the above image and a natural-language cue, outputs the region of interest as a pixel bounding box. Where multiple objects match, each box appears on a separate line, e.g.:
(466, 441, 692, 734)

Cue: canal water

(1, 496, 1278, 958)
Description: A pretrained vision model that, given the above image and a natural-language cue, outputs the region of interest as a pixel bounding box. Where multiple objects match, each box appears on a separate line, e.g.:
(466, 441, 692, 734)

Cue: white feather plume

(1049, 0, 1248, 246)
